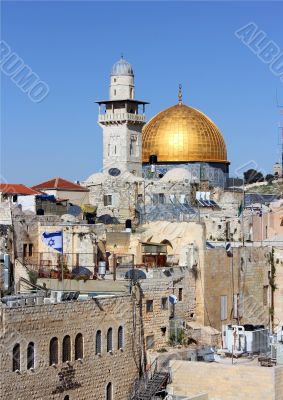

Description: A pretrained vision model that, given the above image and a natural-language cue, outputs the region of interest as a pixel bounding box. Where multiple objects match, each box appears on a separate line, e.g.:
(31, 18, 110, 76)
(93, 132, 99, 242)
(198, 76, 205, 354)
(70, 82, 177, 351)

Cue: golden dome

(142, 103, 228, 164)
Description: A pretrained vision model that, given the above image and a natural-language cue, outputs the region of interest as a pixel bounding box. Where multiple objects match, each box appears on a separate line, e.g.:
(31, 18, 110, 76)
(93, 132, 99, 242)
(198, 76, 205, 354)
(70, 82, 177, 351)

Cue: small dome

(160, 168, 193, 183)
(111, 57, 134, 76)
(84, 172, 107, 185)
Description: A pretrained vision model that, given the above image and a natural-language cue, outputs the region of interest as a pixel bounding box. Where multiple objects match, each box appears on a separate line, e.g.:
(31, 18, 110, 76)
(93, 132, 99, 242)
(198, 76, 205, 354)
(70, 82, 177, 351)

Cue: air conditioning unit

(7, 300, 19, 307)
(271, 343, 277, 360)
(26, 297, 35, 306)
(44, 298, 56, 305)
(7, 300, 19, 308)
(18, 299, 25, 307)
(36, 297, 44, 306)
(276, 343, 283, 365)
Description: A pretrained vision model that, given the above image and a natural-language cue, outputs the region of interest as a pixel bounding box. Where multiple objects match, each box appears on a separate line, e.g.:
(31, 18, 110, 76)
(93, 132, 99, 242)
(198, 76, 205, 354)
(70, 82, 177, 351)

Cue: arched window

(27, 342, 35, 369)
(118, 326, 123, 350)
(12, 343, 20, 371)
(64, 396, 69, 400)
(75, 333, 83, 360)
(62, 335, 71, 362)
(107, 328, 113, 352)
(106, 382, 112, 400)
(96, 330, 102, 355)
(49, 337, 58, 365)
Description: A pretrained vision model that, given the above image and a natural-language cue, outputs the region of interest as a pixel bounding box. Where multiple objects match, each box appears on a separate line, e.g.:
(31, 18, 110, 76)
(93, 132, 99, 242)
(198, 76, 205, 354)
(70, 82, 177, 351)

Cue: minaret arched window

(96, 330, 102, 355)
(27, 342, 35, 369)
(107, 328, 113, 352)
(49, 337, 58, 365)
(62, 335, 71, 362)
(75, 333, 83, 360)
(12, 343, 20, 371)
(118, 326, 123, 350)
(106, 382, 112, 400)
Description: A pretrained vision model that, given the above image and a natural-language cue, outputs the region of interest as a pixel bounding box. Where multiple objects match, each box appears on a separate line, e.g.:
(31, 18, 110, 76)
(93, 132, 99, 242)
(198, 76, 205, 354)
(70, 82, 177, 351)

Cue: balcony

(98, 112, 146, 124)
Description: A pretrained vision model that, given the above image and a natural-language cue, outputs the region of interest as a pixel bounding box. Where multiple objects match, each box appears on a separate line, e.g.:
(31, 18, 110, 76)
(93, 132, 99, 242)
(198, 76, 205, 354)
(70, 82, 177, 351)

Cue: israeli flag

(42, 231, 63, 253)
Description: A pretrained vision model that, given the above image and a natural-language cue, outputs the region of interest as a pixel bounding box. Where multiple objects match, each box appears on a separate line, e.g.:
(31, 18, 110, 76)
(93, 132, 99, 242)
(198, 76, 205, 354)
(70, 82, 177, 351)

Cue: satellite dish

(108, 168, 121, 177)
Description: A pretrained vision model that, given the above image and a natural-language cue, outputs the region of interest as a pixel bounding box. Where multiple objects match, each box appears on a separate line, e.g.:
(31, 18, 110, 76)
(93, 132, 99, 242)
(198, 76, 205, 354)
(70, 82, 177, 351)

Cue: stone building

(0, 294, 143, 400)
(84, 57, 231, 224)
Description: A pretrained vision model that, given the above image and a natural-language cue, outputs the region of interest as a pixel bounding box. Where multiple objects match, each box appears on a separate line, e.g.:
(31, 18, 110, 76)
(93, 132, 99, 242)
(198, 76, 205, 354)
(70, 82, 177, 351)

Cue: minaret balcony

(98, 112, 146, 124)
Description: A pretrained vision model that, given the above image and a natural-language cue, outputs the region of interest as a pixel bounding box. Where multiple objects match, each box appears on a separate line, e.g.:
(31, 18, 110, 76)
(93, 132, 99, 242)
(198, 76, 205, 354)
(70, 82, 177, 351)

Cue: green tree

(265, 174, 274, 184)
(244, 169, 264, 184)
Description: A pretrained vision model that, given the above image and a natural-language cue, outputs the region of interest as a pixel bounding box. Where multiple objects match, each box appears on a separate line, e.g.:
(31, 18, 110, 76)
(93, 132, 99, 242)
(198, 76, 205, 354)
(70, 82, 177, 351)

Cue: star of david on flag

(42, 231, 63, 253)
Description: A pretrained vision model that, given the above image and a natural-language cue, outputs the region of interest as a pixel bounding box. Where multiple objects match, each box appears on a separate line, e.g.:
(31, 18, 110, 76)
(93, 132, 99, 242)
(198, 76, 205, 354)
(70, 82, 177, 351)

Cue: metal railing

(98, 112, 146, 123)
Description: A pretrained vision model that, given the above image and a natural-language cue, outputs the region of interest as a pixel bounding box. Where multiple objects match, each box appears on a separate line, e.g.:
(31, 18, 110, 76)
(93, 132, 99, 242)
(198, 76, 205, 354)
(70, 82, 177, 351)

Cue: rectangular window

(158, 193, 165, 204)
(220, 295, 227, 321)
(28, 244, 33, 257)
(263, 285, 269, 306)
(103, 195, 112, 206)
(178, 288, 183, 302)
(161, 297, 168, 310)
(137, 194, 143, 203)
(146, 335, 154, 350)
(152, 193, 158, 205)
(146, 300, 153, 313)
(23, 244, 27, 258)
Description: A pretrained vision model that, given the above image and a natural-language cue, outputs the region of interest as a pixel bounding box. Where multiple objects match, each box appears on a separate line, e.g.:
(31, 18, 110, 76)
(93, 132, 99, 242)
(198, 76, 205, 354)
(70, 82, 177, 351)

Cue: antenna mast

(276, 90, 283, 179)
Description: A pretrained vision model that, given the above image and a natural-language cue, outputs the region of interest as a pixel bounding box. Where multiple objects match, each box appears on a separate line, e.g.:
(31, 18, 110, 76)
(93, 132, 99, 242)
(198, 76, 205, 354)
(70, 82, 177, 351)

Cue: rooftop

(0, 184, 41, 195)
(32, 177, 89, 192)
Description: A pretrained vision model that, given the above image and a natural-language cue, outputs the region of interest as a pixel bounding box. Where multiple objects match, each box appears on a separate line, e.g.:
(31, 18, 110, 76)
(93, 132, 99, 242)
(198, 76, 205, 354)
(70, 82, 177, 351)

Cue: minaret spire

(178, 83, 183, 105)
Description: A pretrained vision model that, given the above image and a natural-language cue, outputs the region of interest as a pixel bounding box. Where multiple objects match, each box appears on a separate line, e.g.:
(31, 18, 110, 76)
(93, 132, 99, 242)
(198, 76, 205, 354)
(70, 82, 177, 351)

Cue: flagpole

(61, 238, 64, 293)
(242, 181, 245, 247)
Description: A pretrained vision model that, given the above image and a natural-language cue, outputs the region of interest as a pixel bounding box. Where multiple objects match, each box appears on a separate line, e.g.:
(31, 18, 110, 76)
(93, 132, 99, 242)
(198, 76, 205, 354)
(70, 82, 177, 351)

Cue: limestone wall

(273, 247, 283, 329)
(202, 246, 271, 330)
(168, 360, 283, 400)
(0, 295, 141, 400)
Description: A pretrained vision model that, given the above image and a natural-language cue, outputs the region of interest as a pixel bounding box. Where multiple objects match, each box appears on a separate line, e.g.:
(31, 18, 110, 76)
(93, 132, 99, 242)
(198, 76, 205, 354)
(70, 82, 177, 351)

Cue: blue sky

(1, 1, 283, 185)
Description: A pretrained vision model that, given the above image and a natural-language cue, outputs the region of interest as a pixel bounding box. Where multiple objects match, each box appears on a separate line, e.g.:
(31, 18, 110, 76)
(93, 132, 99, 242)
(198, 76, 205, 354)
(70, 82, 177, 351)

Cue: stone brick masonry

(0, 295, 141, 400)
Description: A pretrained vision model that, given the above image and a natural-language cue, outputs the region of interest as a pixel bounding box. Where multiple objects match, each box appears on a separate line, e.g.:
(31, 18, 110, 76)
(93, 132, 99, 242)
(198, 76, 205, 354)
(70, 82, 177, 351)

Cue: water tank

(98, 261, 106, 278)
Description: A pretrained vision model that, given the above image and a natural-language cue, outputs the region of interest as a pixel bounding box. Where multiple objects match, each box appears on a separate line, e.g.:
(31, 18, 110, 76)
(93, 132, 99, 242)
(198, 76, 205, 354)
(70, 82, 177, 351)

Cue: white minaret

(97, 57, 148, 177)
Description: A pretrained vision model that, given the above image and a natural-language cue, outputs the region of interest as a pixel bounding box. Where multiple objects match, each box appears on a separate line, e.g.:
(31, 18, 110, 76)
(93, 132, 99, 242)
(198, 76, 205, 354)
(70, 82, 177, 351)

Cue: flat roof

(96, 99, 149, 105)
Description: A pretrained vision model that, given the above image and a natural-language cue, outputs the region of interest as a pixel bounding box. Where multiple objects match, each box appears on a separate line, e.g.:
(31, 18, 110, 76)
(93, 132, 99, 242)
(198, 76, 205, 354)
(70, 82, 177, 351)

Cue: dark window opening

(23, 244, 27, 258)
(106, 382, 112, 400)
(104, 195, 112, 206)
(178, 288, 183, 302)
(161, 297, 168, 310)
(12, 343, 20, 372)
(107, 328, 113, 352)
(49, 337, 58, 365)
(146, 335, 154, 350)
(28, 243, 33, 257)
(160, 327, 167, 336)
(146, 300, 153, 313)
(158, 193, 165, 204)
(27, 342, 34, 370)
(118, 326, 123, 350)
(75, 333, 83, 360)
(96, 330, 102, 354)
(62, 335, 71, 362)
